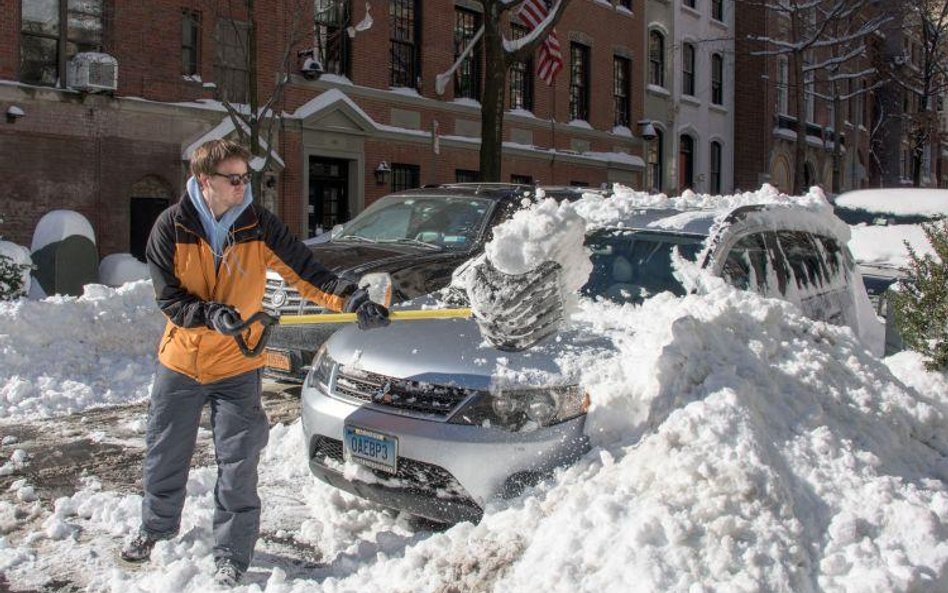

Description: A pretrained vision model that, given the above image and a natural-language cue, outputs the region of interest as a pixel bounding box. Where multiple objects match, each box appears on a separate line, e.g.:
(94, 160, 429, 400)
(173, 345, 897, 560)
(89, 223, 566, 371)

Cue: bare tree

(742, 0, 889, 193)
(437, 0, 571, 182)
(212, 0, 311, 206)
(884, 0, 948, 186)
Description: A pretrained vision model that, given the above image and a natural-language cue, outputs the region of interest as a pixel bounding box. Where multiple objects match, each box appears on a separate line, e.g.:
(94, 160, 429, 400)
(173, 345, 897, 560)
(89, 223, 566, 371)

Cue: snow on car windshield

(336, 195, 492, 250)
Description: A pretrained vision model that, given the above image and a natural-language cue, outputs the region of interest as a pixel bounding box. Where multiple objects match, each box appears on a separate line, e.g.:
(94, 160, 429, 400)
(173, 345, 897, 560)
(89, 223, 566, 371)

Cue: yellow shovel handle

(278, 308, 472, 326)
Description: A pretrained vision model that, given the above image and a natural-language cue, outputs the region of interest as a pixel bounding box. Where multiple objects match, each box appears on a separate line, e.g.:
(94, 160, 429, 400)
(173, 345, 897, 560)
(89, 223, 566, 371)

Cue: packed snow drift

(0, 185, 946, 592)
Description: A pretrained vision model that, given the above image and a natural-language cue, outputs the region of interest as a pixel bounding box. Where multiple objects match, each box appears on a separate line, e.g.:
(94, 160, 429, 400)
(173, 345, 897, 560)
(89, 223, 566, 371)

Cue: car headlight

(448, 385, 590, 431)
(304, 344, 335, 390)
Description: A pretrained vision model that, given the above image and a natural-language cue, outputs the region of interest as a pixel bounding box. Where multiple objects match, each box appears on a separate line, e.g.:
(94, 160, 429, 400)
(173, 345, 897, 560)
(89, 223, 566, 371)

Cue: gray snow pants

(140, 364, 269, 572)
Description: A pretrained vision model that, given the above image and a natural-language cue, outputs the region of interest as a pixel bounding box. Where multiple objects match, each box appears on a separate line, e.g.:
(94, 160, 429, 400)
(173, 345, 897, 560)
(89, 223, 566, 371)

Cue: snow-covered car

(300, 202, 883, 523)
(833, 188, 948, 354)
(262, 184, 595, 381)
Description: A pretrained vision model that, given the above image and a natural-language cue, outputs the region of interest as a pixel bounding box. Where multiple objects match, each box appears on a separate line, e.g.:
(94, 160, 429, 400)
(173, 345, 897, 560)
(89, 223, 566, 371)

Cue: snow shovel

(218, 308, 473, 357)
(461, 257, 567, 351)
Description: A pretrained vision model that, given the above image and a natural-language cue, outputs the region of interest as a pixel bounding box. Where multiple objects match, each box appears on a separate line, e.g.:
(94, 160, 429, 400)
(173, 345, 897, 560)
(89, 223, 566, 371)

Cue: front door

(130, 197, 170, 261)
(309, 156, 350, 237)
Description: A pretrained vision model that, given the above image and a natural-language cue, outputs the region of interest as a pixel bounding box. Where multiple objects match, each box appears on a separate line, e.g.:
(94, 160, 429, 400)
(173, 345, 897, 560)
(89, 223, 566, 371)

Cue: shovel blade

(465, 258, 566, 351)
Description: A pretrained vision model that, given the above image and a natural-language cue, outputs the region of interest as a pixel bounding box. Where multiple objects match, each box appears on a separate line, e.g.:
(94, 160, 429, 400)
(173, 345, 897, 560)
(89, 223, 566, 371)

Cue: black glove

(344, 288, 391, 331)
(206, 302, 240, 334)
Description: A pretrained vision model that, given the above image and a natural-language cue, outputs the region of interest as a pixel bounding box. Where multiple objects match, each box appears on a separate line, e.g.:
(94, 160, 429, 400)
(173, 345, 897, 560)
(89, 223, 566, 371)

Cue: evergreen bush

(891, 219, 948, 370)
(0, 215, 33, 301)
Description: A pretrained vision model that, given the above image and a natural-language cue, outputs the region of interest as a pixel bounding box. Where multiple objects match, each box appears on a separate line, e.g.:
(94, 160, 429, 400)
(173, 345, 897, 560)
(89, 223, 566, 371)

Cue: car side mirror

(330, 224, 344, 239)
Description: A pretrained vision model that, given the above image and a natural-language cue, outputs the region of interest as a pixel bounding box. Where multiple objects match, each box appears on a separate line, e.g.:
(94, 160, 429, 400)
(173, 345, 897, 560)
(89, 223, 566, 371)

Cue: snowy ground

(1, 188, 947, 592)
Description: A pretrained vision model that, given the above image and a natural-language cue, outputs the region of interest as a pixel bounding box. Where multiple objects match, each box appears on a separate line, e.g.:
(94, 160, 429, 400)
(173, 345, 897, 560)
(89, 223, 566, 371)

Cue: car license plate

(265, 349, 291, 372)
(343, 425, 398, 474)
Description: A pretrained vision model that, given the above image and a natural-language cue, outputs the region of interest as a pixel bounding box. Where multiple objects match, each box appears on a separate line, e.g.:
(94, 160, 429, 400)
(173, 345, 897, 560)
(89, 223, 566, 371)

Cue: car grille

(333, 365, 476, 418)
(310, 436, 473, 503)
(264, 275, 325, 315)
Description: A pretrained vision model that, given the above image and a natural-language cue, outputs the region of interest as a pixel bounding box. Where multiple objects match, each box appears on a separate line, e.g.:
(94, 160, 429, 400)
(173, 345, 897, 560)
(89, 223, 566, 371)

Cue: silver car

(301, 205, 880, 523)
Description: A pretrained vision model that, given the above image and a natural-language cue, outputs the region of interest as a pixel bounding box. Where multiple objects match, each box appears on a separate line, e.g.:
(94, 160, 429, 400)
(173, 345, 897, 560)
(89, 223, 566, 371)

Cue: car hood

(324, 314, 614, 392)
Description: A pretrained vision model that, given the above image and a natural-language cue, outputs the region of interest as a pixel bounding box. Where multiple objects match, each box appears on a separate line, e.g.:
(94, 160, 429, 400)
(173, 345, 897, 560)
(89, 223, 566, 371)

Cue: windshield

(336, 195, 494, 251)
(582, 229, 704, 304)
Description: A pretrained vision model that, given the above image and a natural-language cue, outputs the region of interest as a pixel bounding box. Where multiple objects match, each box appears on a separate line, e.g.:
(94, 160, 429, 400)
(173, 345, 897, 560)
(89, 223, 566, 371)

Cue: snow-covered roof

(181, 115, 285, 169)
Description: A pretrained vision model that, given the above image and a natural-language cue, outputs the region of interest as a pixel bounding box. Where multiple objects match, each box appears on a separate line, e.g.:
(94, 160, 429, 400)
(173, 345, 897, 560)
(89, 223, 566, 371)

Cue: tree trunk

(479, 8, 508, 182)
(832, 90, 842, 194)
(792, 53, 808, 194)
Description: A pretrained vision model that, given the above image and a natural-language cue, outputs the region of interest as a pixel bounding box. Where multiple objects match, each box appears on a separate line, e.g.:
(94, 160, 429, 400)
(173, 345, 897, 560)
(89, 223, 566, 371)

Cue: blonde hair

(189, 139, 251, 178)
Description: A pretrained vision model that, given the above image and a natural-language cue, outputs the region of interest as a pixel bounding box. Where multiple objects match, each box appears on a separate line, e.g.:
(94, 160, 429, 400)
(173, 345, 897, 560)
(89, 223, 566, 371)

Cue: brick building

(733, 1, 881, 194)
(1, 0, 646, 258)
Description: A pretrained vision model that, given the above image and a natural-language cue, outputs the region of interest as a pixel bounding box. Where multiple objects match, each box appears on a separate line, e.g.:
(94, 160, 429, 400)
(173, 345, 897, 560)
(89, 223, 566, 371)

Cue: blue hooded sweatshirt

(186, 175, 253, 267)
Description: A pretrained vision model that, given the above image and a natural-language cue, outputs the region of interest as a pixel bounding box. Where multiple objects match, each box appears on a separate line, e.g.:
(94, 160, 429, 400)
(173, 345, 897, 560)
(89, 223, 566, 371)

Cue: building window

(181, 10, 201, 76)
(315, 0, 351, 76)
(647, 128, 664, 192)
(649, 30, 665, 87)
(710, 141, 722, 194)
(511, 174, 533, 185)
(804, 69, 815, 122)
(617, 0, 632, 8)
(456, 169, 479, 183)
(569, 42, 590, 122)
(712, 0, 724, 21)
(711, 53, 723, 105)
(679, 134, 695, 192)
(391, 163, 420, 192)
(613, 55, 631, 128)
(20, 0, 104, 87)
(509, 24, 533, 111)
(570, 180, 590, 187)
(454, 7, 482, 100)
(777, 56, 789, 115)
(215, 19, 250, 103)
(390, 0, 419, 88)
(682, 42, 696, 97)
(683, 0, 696, 8)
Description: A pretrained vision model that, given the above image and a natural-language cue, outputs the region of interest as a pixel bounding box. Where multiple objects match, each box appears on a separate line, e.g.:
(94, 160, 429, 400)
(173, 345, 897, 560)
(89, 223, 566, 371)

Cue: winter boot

(214, 559, 244, 587)
(120, 533, 158, 563)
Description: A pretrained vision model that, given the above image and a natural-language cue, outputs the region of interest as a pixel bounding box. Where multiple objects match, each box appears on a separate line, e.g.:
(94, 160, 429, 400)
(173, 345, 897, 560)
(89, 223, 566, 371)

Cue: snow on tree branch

(435, 25, 484, 96)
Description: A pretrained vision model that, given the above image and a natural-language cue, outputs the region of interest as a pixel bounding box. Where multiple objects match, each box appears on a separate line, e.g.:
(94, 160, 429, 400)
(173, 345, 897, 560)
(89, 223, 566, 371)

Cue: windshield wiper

(378, 238, 444, 251)
(335, 235, 377, 244)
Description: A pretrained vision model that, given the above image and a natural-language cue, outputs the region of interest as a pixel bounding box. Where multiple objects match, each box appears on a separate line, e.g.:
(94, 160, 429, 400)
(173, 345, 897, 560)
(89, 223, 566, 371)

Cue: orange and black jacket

(146, 197, 355, 384)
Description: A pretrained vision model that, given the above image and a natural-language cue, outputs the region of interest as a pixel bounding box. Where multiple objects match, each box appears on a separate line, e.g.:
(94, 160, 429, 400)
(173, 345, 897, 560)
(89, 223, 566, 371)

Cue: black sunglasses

(212, 172, 252, 186)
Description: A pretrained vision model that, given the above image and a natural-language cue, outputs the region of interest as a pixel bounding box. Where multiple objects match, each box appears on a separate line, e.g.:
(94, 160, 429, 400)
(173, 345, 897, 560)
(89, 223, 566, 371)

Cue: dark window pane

(315, 0, 351, 76)
(456, 169, 479, 182)
(454, 8, 481, 100)
(67, 0, 103, 47)
(647, 129, 664, 192)
(391, 163, 420, 192)
(214, 19, 249, 103)
(649, 31, 664, 87)
(711, 54, 723, 105)
(679, 134, 694, 191)
(511, 174, 533, 185)
(712, 0, 724, 20)
(613, 56, 630, 127)
(710, 141, 722, 194)
(22, 0, 60, 36)
(509, 24, 533, 111)
(682, 43, 695, 96)
(723, 234, 769, 292)
(181, 10, 200, 75)
(569, 42, 590, 121)
(20, 34, 59, 85)
(390, 0, 419, 88)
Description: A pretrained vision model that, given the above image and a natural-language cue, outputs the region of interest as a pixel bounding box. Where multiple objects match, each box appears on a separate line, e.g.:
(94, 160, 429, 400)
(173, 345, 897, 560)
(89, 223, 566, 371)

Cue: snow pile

(0, 281, 163, 419)
(98, 254, 150, 287)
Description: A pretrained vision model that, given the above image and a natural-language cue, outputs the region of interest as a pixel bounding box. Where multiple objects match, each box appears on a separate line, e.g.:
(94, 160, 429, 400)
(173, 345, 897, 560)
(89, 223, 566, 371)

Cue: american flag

(517, 0, 563, 86)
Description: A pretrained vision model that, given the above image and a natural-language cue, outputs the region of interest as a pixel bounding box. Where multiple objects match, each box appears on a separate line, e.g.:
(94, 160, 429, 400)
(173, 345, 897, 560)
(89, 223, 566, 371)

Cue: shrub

(891, 220, 948, 370)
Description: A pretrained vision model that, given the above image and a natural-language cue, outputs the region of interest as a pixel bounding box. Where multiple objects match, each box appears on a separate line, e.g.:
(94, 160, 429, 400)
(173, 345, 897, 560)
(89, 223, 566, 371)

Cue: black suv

(263, 183, 593, 380)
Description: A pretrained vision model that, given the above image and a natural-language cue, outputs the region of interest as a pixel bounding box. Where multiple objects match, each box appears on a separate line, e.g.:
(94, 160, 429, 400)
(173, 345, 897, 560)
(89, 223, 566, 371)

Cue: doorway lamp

(375, 160, 391, 185)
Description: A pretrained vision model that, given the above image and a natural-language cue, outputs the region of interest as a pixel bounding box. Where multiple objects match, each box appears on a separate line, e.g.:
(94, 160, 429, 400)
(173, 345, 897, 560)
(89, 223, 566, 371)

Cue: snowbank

(98, 253, 150, 287)
(0, 281, 163, 419)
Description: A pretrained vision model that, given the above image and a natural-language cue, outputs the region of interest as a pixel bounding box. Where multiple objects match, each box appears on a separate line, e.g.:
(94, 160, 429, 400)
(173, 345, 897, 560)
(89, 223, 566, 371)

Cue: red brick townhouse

(0, 0, 646, 258)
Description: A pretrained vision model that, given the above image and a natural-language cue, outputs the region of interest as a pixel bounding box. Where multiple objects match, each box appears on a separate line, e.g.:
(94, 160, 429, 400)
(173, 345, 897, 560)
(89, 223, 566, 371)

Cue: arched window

(711, 53, 723, 105)
(649, 31, 665, 87)
(679, 134, 695, 192)
(647, 128, 664, 192)
(682, 43, 696, 96)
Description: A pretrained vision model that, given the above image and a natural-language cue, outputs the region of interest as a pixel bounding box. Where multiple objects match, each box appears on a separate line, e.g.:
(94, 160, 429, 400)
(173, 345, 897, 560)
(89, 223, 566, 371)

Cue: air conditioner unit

(67, 52, 118, 93)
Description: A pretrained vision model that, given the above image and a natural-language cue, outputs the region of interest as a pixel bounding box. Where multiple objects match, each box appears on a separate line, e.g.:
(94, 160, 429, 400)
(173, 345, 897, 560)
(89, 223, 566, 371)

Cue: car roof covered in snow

(833, 188, 948, 224)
